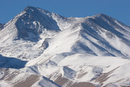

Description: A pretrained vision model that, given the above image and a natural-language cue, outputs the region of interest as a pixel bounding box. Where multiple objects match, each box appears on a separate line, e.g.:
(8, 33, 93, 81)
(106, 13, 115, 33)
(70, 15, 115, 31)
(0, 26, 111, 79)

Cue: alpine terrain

(0, 6, 130, 87)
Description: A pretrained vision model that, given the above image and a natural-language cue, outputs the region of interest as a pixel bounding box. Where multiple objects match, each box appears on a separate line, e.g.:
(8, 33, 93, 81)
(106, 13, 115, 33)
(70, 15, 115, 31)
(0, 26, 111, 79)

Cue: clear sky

(0, 0, 130, 26)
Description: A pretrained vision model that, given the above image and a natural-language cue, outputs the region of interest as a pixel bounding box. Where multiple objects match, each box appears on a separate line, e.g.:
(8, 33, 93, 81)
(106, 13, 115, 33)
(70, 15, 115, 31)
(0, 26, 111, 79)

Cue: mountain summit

(0, 6, 130, 87)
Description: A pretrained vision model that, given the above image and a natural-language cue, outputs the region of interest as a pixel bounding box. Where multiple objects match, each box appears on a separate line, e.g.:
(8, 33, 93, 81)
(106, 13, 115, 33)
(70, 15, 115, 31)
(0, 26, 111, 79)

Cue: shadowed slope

(0, 55, 27, 69)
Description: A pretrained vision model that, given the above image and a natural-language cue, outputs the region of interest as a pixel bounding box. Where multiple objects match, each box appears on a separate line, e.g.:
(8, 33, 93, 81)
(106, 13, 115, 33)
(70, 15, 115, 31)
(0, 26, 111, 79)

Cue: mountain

(0, 6, 130, 87)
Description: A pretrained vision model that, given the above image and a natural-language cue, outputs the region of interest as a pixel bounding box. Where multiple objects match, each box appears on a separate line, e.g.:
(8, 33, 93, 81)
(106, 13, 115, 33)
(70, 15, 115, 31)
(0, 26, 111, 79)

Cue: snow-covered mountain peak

(24, 6, 51, 15)
(92, 13, 108, 17)
(0, 6, 65, 42)
(0, 6, 130, 87)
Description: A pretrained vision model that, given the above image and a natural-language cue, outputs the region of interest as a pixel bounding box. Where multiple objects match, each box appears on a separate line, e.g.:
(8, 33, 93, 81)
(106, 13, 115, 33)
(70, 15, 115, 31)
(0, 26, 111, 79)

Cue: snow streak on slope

(0, 6, 130, 87)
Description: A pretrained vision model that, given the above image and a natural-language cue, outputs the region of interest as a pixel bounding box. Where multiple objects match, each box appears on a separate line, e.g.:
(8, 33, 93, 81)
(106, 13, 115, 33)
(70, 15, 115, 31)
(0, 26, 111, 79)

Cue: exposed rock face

(0, 23, 4, 30)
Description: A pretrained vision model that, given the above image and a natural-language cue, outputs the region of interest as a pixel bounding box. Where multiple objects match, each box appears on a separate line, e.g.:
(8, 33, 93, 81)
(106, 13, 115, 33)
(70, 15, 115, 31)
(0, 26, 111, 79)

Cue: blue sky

(0, 0, 130, 26)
